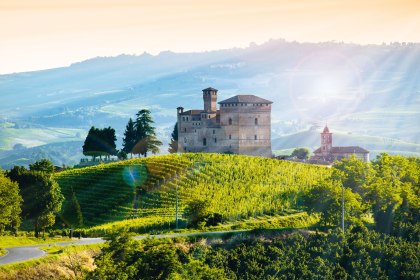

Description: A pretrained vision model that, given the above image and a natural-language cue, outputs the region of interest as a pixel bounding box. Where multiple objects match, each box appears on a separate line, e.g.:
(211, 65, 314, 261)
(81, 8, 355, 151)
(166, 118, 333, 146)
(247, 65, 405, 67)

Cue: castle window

(229, 134, 231, 140)
(203, 138, 207, 146)
(195, 129, 196, 133)
(184, 137, 187, 143)
(182, 117, 185, 121)
(213, 130, 215, 134)
(184, 128, 186, 132)
(187, 117, 189, 121)
(229, 118, 232, 125)
(255, 118, 258, 125)
(208, 115, 210, 119)
(214, 138, 217, 143)
(254, 135, 257, 140)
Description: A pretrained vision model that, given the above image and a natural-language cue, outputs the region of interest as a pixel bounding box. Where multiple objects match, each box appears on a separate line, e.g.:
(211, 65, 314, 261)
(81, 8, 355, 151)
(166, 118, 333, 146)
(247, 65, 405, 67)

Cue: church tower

(321, 125, 332, 155)
(203, 87, 218, 112)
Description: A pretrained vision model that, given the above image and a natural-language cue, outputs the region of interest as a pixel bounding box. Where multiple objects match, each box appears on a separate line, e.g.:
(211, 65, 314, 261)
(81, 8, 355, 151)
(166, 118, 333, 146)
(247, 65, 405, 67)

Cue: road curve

(0, 245, 46, 265)
(0, 230, 249, 265)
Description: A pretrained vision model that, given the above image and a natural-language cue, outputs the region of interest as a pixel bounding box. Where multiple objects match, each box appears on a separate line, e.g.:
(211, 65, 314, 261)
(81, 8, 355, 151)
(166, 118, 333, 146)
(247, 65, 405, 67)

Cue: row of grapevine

(56, 153, 330, 228)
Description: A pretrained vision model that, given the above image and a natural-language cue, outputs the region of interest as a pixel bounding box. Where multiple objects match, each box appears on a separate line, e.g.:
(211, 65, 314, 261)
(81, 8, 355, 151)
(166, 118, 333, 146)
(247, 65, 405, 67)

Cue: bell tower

(321, 125, 332, 155)
(202, 87, 218, 112)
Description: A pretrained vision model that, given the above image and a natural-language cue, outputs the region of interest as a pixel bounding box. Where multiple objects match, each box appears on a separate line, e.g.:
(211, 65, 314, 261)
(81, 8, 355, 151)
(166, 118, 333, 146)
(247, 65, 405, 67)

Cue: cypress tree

(168, 122, 178, 153)
(122, 118, 136, 158)
(132, 109, 162, 157)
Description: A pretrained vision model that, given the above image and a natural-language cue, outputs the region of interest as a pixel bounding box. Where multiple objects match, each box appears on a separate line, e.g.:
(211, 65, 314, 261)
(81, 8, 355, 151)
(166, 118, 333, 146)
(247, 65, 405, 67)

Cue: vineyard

(56, 153, 331, 229)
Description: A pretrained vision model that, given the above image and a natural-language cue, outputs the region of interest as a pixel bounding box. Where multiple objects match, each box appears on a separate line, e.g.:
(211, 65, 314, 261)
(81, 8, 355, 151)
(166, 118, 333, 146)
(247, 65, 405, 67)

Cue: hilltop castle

(310, 125, 369, 163)
(177, 87, 273, 157)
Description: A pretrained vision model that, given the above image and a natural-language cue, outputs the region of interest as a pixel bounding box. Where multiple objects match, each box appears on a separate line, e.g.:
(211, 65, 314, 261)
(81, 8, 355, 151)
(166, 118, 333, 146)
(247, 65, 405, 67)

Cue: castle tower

(321, 125, 332, 155)
(203, 87, 218, 112)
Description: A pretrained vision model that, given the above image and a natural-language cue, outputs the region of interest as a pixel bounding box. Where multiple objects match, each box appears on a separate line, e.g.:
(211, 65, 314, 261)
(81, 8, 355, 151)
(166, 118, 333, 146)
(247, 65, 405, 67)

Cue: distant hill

(1, 40, 419, 168)
(0, 141, 83, 170)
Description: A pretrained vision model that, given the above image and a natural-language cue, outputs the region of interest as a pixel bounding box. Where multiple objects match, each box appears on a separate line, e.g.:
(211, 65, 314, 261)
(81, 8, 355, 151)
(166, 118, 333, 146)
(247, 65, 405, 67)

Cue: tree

(29, 159, 55, 174)
(88, 231, 182, 280)
(122, 118, 137, 158)
(132, 109, 162, 157)
(304, 179, 363, 227)
(0, 170, 22, 233)
(332, 155, 374, 214)
(83, 126, 117, 160)
(367, 153, 419, 233)
(70, 188, 83, 227)
(102, 126, 117, 160)
(117, 150, 128, 160)
(168, 122, 178, 153)
(183, 199, 223, 228)
(291, 148, 310, 159)
(7, 163, 64, 237)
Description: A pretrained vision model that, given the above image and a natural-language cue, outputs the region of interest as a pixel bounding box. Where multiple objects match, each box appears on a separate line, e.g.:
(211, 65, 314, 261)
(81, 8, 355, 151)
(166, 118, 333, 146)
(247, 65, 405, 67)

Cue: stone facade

(177, 87, 273, 157)
(310, 125, 369, 163)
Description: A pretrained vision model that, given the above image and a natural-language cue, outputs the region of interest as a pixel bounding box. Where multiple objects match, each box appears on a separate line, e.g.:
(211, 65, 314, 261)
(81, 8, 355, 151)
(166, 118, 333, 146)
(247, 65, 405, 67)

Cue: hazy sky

(1, 0, 419, 74)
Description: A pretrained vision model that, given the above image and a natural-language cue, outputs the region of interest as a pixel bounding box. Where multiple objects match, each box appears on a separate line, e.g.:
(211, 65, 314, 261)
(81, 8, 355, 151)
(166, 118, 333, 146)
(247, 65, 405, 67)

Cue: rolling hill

(1, 40, 419, 168)
(55, 153, 330, 232)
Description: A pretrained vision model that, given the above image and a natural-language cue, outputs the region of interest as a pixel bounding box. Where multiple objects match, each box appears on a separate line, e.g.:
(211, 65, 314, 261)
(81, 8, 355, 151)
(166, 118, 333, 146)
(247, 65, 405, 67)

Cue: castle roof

(179, 109, 221, 119)
(179, 110, 202, 116)
(314, 146, 369, 154)
(323, 125, 330, 133)
(219, 95, 273, 104)
(202, 87, 218, 92)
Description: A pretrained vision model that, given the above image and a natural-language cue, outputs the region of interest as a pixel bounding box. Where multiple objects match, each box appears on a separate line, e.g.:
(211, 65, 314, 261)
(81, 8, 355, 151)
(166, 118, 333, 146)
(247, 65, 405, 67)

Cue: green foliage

(368, 154, 420, 234)
(7, 162, 64, 237)
(56, 153, 330, 228)
(0, 170, 22, 232)
(168, 122, 178, 154)
(304, 179, 363, 227)
(29, 159, 55, 174)
(89, 228, 420, 280)
(184, 199, 212, 228)
(83, 126, 117, 160)
(70, 188, 83, 227)
(308, 154, 420, 237)
(332, 155, 374, 199)
(122, 118, 136, 157)
(132, 109, 162, 157)
(291, 147, 310, 159)
(117, 150, 128, 160)
(88, 232, 183, 280)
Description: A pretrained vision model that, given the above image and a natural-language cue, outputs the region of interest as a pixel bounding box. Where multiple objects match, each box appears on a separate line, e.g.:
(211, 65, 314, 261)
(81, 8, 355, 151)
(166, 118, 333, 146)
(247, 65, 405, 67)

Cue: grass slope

(56, 153, 330, 230)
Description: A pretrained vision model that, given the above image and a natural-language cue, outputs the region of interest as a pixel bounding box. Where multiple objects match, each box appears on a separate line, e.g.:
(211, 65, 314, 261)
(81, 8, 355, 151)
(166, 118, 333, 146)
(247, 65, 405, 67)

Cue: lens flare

(288, 50, 365, 122)
(122, 164, 148, 187)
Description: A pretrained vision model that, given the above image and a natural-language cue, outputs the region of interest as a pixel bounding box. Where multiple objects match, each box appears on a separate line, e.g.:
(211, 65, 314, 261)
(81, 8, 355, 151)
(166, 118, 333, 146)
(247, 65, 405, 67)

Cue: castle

(310, 125, 369, 163)
(177, 87, 273, 157)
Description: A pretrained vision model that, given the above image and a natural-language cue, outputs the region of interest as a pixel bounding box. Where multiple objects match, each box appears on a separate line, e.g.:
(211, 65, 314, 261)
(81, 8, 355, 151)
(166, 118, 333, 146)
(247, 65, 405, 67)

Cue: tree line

(87, 226, 419, 280)
(82, 109, 164, 160)
(0, 159, 63, 237)
(304, 153, 419, 238)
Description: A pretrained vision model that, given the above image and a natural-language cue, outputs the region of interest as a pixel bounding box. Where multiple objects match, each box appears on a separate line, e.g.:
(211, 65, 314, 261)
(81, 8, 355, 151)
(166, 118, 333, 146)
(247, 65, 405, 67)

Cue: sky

(0, 0, 419, 74)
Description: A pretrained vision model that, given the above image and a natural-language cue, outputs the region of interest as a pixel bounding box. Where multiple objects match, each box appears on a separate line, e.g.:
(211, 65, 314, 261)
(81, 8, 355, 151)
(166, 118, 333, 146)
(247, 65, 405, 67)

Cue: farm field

(56, 153, 331, 232)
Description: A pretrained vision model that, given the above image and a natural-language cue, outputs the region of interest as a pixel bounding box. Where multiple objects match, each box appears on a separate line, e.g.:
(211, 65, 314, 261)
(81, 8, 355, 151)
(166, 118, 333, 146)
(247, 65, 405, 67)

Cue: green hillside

(56, 153, 331, 230)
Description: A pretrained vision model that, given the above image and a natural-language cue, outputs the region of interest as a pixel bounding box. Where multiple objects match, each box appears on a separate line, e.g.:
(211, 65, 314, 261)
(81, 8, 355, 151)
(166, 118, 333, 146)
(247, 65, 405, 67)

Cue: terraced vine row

(56, 153, 331, 227)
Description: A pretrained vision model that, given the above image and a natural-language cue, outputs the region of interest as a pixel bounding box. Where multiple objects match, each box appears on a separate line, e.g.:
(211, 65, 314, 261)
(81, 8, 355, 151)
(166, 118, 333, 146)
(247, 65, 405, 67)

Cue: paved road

(0, 230, 249, 265)
(0, 245, 46, 264)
